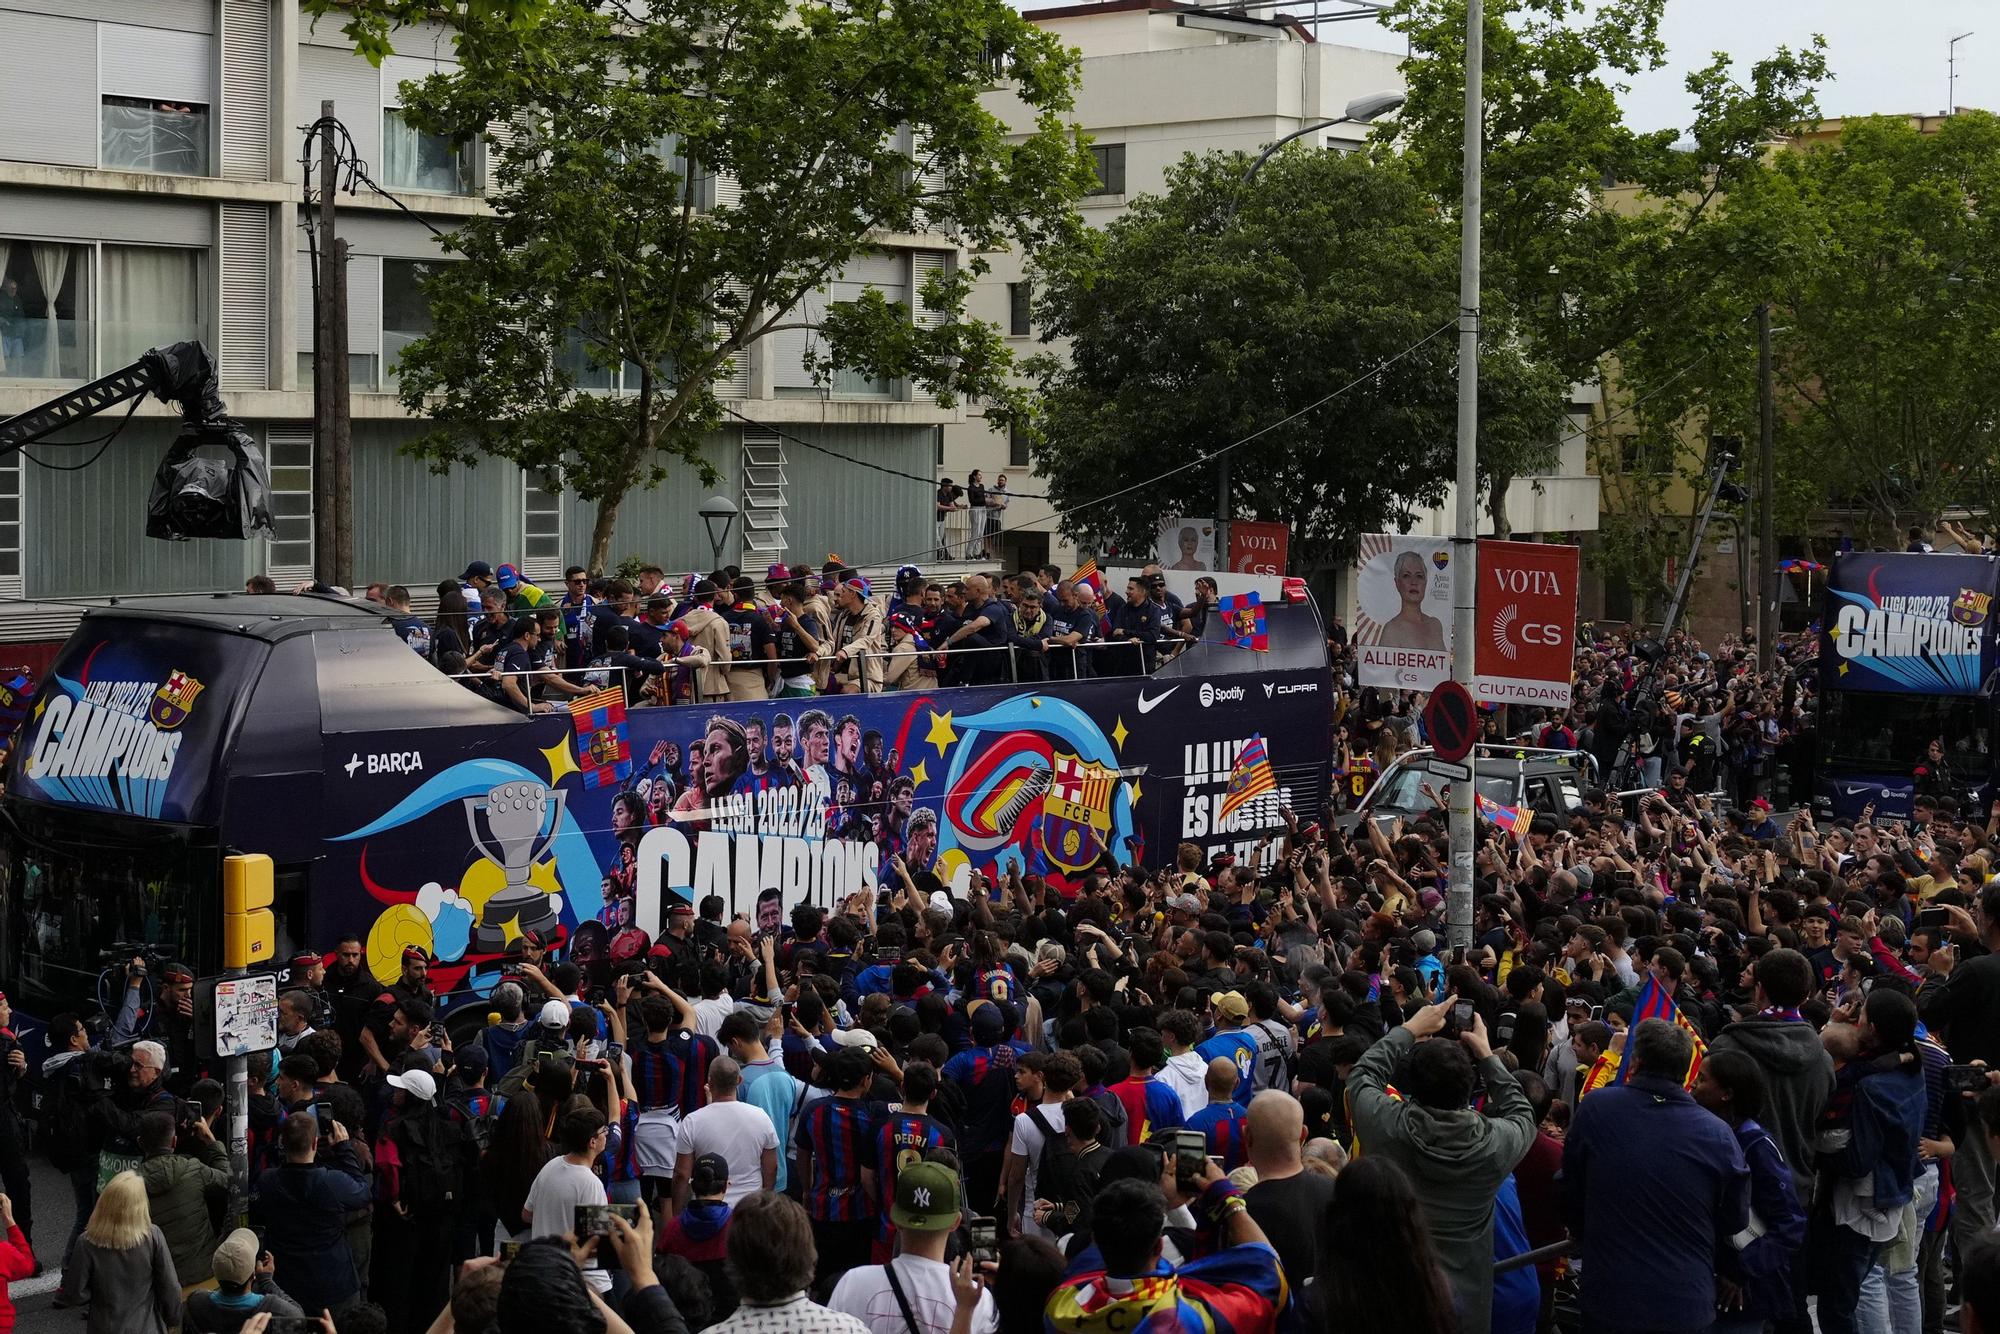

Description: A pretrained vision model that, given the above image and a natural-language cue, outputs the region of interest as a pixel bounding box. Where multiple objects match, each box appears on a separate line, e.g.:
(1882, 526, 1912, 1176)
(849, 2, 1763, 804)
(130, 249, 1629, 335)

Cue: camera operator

(121, 956, 204, 1095)
(85, 1039, 178, 1191)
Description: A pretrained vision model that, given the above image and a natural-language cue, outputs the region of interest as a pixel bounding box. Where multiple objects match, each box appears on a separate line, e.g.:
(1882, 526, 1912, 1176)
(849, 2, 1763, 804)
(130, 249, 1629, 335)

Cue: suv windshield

(1371, 762, 1518, 814)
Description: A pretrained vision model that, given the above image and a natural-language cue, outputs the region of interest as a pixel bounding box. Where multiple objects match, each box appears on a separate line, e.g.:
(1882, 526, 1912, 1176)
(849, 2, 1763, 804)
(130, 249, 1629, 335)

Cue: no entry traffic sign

(1423, 680, 1477, 764)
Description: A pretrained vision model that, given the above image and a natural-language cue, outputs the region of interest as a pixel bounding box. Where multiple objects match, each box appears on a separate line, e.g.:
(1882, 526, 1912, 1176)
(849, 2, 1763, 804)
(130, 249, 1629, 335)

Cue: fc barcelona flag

(569, 686, 632, 788)
(0, 671, 34, 747)
(1216, 592, 1268, 651)
(1217, 734, 1277, 828)
(1609, 975, 1706, 1089)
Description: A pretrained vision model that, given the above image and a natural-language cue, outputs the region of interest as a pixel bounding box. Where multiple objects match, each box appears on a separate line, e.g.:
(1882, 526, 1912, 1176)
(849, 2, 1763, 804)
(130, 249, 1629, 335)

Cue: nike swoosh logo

(1136, 686, 1178, 714)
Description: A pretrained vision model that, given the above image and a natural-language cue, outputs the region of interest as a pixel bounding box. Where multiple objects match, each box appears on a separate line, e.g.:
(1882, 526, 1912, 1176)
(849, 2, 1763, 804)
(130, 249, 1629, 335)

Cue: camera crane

(0, 341, 273, 541)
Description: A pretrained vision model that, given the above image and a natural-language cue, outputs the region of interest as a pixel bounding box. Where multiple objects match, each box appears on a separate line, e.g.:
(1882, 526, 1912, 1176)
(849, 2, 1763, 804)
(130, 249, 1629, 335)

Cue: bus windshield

(1819, 690, 1991, 773)
(0, 803, 214, 1015)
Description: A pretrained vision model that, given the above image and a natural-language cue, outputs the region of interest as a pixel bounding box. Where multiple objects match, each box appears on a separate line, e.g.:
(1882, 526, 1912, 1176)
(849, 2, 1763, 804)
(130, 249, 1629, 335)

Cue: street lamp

(698, 494, 738, 570)
(1227, 89, 1406, 216)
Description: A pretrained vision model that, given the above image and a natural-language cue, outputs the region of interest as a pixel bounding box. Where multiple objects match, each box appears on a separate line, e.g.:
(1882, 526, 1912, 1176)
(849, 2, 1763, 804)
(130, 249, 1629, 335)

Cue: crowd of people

(248, 555, 1232, 711)
(4, 699, 1998, 1333)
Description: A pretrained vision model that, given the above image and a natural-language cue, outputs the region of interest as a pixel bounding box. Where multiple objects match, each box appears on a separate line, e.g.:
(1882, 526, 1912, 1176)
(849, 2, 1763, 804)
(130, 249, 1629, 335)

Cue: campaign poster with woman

(1353, 533, 1455, 690)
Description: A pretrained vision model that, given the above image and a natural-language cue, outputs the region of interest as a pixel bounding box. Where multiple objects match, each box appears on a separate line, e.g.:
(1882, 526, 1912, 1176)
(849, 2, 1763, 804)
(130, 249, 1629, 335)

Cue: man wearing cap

(492, 561, 550, 611)
(288, 950, 337, 1034)
(361, 948, 436, 1080)
(1195, 993, 1260, 1106)
(375, 1066, 460, 1330)
(674, 579, 734, 702)
(825, 576, 887, 694)
(829, 1158, 998, 1333)
(184, 1227, 307, 1329)
(459, 560, 495, 607)
(1743, 795, 1780, 841)
(660, 1151, 738, 1313)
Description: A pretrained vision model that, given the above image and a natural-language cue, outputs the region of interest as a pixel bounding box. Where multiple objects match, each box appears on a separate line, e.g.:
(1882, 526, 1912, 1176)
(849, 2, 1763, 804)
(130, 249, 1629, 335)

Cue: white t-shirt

(523, 1156, 612, 1292)
(676, 1098, 779, 1204)
(828, 1255, 1000, 1334)
(691, 996, 735, 1039)
(1007, 1100, 1066, 1238)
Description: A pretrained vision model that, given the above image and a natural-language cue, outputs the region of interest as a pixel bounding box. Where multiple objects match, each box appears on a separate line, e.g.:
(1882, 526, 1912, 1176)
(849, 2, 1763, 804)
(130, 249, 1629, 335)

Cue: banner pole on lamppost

(1447, 0, 1484, 954)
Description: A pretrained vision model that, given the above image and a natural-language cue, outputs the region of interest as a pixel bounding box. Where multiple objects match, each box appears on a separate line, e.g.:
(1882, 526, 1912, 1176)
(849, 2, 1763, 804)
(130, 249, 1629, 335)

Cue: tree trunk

(588, 490, 626, 575)
(1487, 471, 1513, 538)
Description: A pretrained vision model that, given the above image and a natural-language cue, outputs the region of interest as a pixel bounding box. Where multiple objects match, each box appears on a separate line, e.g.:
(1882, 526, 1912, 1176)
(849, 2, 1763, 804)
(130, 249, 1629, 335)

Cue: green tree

(1027, 149, 1568, 571)
(373, 0, 1093, 569)
(1617, 111, 2000, 559)
(1379, 0, 1825, 536)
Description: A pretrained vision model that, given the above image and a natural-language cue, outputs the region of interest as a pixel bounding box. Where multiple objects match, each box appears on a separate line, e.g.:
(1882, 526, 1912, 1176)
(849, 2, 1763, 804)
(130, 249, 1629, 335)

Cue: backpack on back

(30, 1056, 92, 1173)
(1028, 1106, 1107, 1236)
(394, 1108, 467, 1221)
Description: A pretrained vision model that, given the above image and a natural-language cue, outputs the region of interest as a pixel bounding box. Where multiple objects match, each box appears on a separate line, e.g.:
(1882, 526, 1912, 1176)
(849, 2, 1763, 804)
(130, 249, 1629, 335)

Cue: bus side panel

(293, 670, 1330, 1010)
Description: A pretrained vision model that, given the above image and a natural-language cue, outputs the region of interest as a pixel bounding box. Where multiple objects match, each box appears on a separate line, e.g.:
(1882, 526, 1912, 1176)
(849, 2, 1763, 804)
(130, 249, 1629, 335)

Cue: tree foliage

(1615, 111, 2000, 567)
(1027, 150, 1568, 571)
(376, 0, 1094, 567)
(1378, 0, 1826, 538)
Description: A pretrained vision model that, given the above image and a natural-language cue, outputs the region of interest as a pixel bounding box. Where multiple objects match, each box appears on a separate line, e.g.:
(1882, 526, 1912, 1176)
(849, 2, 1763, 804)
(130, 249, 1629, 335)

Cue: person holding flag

(1562, 1018, 1751, 1334)
(1218, 736, 1277, 832)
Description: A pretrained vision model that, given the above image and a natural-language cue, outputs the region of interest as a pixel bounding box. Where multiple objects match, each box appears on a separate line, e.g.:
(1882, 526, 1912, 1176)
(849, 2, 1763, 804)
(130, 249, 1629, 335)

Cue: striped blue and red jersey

(669, 1028, 719, 1116)
(942, 1042, 1026, 1159)
(973, 964, 1019, 1007)
(603, 1101, 642, 1184)
(797, 1094, 880, 1222)
(628, 1035, 685, 1114)
(1185, 1101, 1248, 1172)
(874, 1110, 954, 1238)
(1110, 1075, 1185, 1142)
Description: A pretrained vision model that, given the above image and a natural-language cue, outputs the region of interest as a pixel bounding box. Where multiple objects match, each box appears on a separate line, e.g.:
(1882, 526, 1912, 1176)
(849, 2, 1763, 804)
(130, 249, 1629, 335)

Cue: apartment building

(954, 0, 1600, 591)
(0, 0, 955, 644)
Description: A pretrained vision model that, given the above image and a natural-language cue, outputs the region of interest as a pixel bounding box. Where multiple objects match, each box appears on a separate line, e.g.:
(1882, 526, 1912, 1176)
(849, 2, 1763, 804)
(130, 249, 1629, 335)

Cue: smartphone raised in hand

(1175, 1129, 1208, 1189)
(968, 1215, 999, 1266)
(575, 1202, 640, 1239)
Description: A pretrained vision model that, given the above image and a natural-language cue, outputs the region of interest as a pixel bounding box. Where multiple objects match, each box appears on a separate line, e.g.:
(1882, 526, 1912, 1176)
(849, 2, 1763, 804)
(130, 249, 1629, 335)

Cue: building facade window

(382, 258, 440, 387)
(0, 241, 90, 382)
(522, 469, 563, 570)
(1087, 143, 1125, 197)
(1008, 281, 1031, 336)
(382, 111, 473, 195)
(100, 245, 205, 374)
(265, 430, 314, 575)
(100, 97, 210, 176)
(1008, 418, 1031, 468)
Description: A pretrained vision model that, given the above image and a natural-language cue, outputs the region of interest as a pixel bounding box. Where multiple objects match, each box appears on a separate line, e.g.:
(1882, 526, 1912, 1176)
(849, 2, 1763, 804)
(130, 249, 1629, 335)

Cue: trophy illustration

(464, 781, 567, 954)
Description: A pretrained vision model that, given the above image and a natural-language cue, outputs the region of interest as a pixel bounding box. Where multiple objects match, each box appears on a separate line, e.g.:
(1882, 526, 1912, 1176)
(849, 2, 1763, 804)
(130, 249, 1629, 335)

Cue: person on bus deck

(361, 948, 437, 1079)
(495, 617, 560, 716)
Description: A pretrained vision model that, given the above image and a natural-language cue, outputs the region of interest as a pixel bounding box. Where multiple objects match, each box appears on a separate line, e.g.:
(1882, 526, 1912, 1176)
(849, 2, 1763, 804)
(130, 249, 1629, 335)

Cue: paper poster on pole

(212, 974, 278, 1057)
(1354, 533, 1456, 690)
(1156, 518, 1218, 572)
(1475, 540, 1581, 707)
(1228, 521, 1289, 575)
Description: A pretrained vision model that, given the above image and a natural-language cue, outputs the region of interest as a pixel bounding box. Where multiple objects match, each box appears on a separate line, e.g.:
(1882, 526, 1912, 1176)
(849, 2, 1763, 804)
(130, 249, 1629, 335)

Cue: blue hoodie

(1716, 1117, 1806, 1322)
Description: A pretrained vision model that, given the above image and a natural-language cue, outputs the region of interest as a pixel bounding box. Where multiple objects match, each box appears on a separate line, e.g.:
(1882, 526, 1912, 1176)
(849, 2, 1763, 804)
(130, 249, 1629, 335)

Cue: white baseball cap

(538, 999, 573, 1029)
(385, 1069, 436, 1102)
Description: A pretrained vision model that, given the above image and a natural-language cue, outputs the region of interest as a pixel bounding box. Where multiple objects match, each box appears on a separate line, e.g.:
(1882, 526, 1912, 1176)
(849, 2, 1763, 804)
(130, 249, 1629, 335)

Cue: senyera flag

(1475, 540, 1580, 708)
(569, 685, 633, 788)
(1578, 974, 1706, 1097)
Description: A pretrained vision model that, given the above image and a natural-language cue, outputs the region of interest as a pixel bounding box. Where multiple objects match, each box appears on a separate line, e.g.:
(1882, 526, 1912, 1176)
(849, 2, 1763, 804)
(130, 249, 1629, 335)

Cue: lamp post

(1219, 90, 1406, 552)
(698, 494, 738, 571)
(1446, 0, 1483, 953)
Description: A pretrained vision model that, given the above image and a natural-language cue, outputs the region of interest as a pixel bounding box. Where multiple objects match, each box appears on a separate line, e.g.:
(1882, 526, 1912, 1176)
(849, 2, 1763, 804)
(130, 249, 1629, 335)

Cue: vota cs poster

(1821, 552, 2000, 696)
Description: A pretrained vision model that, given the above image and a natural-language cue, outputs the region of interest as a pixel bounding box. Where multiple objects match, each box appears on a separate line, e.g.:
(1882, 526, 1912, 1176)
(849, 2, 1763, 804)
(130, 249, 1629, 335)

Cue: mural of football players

(862, 728, 888, 785)
(702, 715, 751, 796)
(799, 709, 833, 774)
(756, 886, 783, 935)
(770, 713, 803, 783)
(906, 805, 939, 873)
(645, 777, 674, 827)
(877, 775, 916, 860)
(830, 714, 866, 795)
(670, 730, 715, 829)
(611, 790, 645, 840)
(744, 716, 771, 782)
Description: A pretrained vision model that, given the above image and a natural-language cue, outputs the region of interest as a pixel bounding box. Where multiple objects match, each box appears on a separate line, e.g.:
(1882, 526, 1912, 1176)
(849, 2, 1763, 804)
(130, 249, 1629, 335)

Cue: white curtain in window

(383, 113, 418, 191)
(0, 239, 11, 374)
(101, 246, 201, 369)
(30, 242, 70, 377)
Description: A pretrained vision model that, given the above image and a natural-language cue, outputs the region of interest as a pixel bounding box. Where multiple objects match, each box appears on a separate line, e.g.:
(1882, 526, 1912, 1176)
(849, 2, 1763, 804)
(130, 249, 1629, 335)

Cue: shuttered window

(218, 205, 270, 389)
(219, 0, 272, 180)
(265, 428, 313, 582)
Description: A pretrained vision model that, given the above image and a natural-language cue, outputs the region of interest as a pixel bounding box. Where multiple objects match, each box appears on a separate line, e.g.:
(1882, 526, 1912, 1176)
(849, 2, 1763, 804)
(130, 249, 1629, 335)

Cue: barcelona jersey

(875, 1110, 954, 1242)
(1186, 1101, 1249, 1172)
(1044, 1245, 1287, 1334)
(1110, 1075, 1185, 1143)
(798, 1094, 880, 1222)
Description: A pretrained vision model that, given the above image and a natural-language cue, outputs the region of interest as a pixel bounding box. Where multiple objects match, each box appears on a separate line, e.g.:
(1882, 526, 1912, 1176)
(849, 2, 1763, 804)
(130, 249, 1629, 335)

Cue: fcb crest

(1041, 751, 1116, 874)
(149, 670, 204, 729)
(1952, 587, 1991, 628)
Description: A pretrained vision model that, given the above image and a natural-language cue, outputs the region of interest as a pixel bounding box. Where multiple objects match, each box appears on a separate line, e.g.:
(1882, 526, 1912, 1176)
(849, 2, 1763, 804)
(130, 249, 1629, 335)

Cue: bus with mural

(0, 585, 1333, 1030)
(1815, 550, 2000, 820)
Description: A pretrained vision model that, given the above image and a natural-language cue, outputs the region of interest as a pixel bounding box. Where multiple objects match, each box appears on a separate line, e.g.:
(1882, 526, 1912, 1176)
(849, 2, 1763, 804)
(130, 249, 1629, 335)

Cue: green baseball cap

(890, 1160, 961, 1232)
